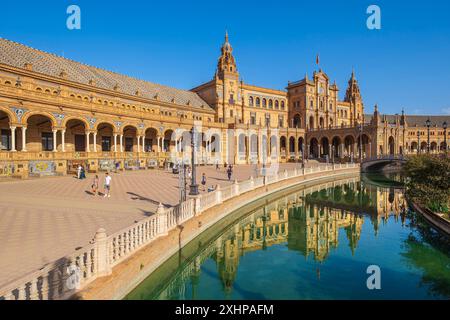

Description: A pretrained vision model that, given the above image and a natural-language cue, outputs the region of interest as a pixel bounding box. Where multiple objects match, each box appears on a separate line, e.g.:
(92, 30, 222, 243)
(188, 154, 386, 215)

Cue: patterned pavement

(0, 162, 317, 287)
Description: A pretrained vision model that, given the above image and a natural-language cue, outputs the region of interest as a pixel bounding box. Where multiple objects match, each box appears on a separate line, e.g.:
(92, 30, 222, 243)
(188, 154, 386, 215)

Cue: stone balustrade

(0, 163, 358, 300)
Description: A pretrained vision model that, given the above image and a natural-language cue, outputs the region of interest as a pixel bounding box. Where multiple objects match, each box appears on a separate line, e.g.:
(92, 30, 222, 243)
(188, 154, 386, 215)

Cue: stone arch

(388, 136, 395, 155)
(331, 136, 341, 159)
(94, 120, 117, 133)
(430, 141, 437, 153)
(293, 114, 301, 128)
(320, 137, 330, 157)
(22, 111, 57, 128)
(289, 136, 296, 154)
(280, 136, 287, 155)
(298, 137, 304, 153)
(62, 116, 90, 130)
(309, 138, 319, 158)
(123, 125, 138, 152)
(25, 114, 57, 152)
(0, 107, 16, 124)
(96, 122, 115, 152)
(309, 116, 314, 129)
(344, 135, 355, 157)
(65, 118, 88, 152)
(0, 108, 15, 151)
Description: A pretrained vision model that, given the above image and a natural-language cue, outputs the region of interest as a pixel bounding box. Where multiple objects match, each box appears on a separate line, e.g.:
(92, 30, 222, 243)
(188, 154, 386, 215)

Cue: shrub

(403, 155, 450, 213)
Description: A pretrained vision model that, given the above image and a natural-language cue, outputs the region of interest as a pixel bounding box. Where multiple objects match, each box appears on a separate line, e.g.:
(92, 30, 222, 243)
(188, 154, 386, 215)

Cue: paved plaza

(0, 162, 323, 287)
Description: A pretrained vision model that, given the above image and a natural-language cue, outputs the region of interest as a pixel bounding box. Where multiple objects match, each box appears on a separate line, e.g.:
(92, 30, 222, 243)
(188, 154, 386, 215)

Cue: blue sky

(0, 0, 449, 115)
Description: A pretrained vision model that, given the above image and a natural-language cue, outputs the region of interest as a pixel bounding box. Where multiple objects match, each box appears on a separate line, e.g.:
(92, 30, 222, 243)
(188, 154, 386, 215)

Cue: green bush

(403, 155, 450, 214)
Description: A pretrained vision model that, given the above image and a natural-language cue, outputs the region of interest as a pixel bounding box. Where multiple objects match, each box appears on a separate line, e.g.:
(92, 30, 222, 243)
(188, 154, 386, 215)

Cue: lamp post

(417, 130, 420, 154)
(358, 123, 363, 163)
(189, 126, 199, 196)
(444, 121, 448, 155)
(426, 118, 431, 154)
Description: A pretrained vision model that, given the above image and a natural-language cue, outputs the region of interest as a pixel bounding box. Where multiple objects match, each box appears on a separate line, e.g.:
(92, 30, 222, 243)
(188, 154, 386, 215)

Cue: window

(310, 100, 313, 108)
(229, 94, 235, 105)
(102, 136, 111, 152)
(281, 101, 285, 110)
(275, 100, 279, 109)
(0, 129, 11, 150)
(249, 96, 254, 107)
(279, 116, 284, 128)
(41, 132, 53, 151)
(230, 109, 234, 118)
(262, 99, 267, 108)
(268, 99, 273, 109)
(250, 113, 256, 125)
(256, 98, 260, 107)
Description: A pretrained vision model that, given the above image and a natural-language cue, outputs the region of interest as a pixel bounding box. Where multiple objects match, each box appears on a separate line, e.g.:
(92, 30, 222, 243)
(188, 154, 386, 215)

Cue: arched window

(310, 100, 313, 108)
(256, 98, 260, 107)
(262, 98, 267, 108)
(281, 101, 285, 110)
(275, 100, 279, 109)
(249, 96, 254, 107)
(268, 99, 273, 108)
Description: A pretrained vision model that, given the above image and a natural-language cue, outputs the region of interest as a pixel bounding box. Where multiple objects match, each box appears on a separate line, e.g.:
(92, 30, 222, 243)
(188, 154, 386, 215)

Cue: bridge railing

(0, 163, 359, 300)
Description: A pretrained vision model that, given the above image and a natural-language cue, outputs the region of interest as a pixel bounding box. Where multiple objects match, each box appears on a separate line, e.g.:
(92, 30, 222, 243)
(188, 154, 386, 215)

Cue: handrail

(0, 163, 359, 300)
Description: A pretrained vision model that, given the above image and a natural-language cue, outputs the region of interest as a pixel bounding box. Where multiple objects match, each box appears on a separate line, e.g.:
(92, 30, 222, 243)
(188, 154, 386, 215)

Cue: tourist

(115, 161, 120, 173)
(77, 164, 82, 179)
(201, 173, 207, 191)
(215, 160, 220, 171)
(91, 175, 99, 196)
(227, 165, 232, 181)
(104, 172, 112, 198)
(80, 166, 86, 180)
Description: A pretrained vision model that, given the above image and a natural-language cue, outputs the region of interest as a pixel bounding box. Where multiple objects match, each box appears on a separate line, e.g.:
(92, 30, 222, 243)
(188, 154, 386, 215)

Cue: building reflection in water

(157, 177, 408, 299)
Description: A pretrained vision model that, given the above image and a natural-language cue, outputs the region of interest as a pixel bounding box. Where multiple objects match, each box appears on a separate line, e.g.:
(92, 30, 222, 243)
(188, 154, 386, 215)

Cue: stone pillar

(216, 185, 222, 204)
(157, 203, 168, 235)
(157, 136, 161, 153)
(85, 132, 90, 152)
(137, 136, 141, 153)
(61, 130, 66, 152)
(21, 127, 27, 152)
(113, 134, 118, 152)
(142, 135, 145, 152)
(10, 126, 16, 152)
(94, 228, 112, 277)
(52, 129, 57, 152)
(93, 132, 97, 152)
(119, 134, 123, 152)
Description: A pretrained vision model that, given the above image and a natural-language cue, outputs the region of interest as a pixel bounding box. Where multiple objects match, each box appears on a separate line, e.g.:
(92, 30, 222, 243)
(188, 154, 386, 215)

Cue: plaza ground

(0, 161, 323, 287)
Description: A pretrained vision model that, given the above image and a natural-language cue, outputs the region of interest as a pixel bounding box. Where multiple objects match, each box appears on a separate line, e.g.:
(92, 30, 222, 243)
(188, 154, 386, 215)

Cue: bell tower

(344, 69, 364, 125)
(215, 31, 241, 124)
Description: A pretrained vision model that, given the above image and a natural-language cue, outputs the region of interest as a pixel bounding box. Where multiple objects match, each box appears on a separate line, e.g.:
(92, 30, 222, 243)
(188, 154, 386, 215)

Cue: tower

(215, 31, 241, 124)
(344, 70, 364, 125)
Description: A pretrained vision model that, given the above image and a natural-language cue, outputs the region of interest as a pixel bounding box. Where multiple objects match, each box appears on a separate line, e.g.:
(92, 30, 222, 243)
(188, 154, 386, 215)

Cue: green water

(126, 174, 450, 300)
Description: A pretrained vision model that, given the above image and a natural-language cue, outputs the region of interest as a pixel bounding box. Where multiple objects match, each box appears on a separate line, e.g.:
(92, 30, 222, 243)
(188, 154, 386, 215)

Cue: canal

(126, 174, 450, 300)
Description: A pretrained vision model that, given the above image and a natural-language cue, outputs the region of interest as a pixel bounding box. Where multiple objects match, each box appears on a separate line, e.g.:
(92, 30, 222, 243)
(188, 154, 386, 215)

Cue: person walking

(80, 166, 86, 180)
(201, 173, 207, 192)
(227, 165, 232, 181)
(104, 172, 112, 198)
(91, 175, 99, 196)
(77, 164, 82, 179)
(115, 161, 120, 173)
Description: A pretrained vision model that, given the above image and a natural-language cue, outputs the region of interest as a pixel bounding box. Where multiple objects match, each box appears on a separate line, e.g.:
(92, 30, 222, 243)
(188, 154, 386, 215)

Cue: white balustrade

(0, 162, 359, 300)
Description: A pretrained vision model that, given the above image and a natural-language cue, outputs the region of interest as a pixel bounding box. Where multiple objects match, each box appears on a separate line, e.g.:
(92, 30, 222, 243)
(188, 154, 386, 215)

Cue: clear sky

(0, 0, 449, 115)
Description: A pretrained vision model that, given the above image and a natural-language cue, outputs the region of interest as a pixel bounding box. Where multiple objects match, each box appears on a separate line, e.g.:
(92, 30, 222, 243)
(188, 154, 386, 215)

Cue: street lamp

(189, 126, 199, 196)
(358, 123, 363, 163)
(426, 118, 431, 154)
(417, 130, 420, 154)
(444, 121, 448, 155)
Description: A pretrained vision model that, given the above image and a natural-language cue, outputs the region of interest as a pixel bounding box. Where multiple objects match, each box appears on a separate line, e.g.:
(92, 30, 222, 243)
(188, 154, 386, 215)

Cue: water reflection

(126, 175, 449, 300)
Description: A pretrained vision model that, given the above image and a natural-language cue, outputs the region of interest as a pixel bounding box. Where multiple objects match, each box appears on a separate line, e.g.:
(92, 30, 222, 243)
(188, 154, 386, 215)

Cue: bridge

(361, 155, 407, 172)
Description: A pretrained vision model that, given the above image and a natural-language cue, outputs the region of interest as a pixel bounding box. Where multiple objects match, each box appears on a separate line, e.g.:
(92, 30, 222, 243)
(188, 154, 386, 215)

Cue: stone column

(52, 129, 57, 152)
(119, 134, 123, 152)
(113, 134, 118, 152)
(85, 132, 90, 152)
(142, 135, 145, 152)
(94, 228, 112, 277)
(157, 136, 161, 153)
(93, 132, 97, 152)
(137, 136, 141, 153)
(61, 130, 66, 152)
(21, 127, 27, 152)
(10, 126, 16, 152)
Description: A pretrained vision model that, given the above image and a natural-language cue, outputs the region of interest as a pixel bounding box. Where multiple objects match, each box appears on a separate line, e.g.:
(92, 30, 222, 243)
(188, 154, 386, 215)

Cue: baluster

(29, 278, 40, 300)
(41, 274, 49, 300)
(17, 284, 27, 300)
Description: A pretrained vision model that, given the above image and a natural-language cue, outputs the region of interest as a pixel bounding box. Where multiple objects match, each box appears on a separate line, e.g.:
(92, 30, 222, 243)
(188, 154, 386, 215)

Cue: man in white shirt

(104, 172, 112, 198)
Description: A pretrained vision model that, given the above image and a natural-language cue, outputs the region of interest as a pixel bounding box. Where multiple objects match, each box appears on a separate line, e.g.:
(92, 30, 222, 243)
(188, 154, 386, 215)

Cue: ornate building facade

(0, 34, 448, 177)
